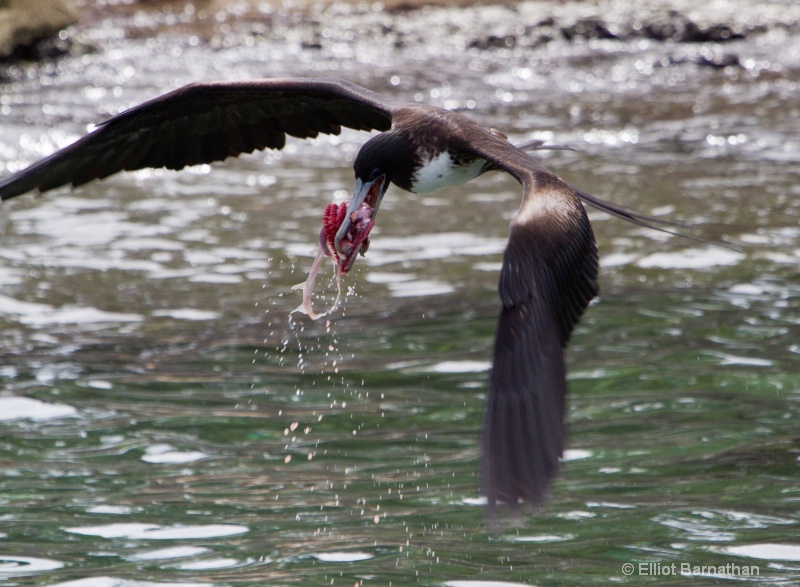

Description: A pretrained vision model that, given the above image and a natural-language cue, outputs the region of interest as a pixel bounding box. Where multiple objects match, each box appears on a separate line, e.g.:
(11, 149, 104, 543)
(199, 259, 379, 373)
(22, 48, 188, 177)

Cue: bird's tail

(515, 138, 576, 153)
(516, 139, 735, 249)
(574, 188, 738, 250)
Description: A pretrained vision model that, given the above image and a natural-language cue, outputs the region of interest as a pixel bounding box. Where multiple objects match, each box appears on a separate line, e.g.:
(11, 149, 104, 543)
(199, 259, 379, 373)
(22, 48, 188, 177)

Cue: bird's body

(0, 77, 676, 513)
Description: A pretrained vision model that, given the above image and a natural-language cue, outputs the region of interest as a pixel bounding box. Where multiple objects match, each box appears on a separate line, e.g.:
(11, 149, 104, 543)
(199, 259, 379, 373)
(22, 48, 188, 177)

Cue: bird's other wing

(0, 78, 400, 201)
(483, 172, 598, 511)
(464, 136, 599, 511)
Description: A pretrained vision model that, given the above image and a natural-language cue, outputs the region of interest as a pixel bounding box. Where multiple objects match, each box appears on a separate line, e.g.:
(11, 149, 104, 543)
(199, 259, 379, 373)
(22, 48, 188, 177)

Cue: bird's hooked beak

(330, 174, 387, 272)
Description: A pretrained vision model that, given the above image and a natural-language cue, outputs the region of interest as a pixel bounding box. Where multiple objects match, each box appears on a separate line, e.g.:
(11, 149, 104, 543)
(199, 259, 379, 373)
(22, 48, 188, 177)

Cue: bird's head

(323, 132, 414, 273)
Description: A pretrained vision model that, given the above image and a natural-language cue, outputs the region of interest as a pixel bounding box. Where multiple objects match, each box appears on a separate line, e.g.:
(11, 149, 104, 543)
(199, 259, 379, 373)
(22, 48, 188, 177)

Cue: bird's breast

(409, 150, 488, 194)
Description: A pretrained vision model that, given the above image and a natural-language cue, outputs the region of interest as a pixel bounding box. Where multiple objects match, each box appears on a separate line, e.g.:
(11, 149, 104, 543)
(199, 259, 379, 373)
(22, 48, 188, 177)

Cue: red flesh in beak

(292, 175, 383, 320)
(320, 200, 375, 274)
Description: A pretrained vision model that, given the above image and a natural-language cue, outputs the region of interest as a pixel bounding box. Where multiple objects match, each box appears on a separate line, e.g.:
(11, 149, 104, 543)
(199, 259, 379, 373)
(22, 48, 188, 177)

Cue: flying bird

(0, 77, 682, 512)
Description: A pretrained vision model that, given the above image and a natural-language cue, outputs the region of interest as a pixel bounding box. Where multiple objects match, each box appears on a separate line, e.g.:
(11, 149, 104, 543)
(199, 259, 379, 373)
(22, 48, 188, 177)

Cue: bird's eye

(369, 168, 382, 181)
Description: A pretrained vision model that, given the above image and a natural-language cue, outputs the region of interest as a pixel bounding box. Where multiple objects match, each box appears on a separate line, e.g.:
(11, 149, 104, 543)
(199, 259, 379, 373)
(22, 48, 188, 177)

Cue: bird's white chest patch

(410, 151, 486, 194)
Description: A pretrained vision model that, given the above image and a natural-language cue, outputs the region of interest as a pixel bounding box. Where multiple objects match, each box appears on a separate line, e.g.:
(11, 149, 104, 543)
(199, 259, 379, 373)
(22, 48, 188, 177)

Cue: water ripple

(0, 555, 64, 575)
(312, 552, 374, 562)
(445, 582, 532, 587)
(48, 579, 213, 587)
(637, 247, 745, 269)
(128, 546, 210, 562)
(656, 510, 795, 542)
(0, 396, 77, 421)
(720, 543, 800, 562)
(141, 444, 209, 464)
(64, 523, 249, 540)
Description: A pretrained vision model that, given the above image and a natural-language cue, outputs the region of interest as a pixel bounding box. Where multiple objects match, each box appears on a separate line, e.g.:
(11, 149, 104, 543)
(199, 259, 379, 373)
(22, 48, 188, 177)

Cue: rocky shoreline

(2, 0, 799, 66)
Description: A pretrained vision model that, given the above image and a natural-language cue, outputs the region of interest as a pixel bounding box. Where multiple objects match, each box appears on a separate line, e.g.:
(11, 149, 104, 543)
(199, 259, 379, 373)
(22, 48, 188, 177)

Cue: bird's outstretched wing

(0, 78, 399, 201)
(463, 134, 599, 511)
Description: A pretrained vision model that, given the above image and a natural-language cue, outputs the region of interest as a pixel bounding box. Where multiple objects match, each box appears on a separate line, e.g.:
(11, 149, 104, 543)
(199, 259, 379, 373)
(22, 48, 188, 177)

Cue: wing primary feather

(515, 356, 545, 500)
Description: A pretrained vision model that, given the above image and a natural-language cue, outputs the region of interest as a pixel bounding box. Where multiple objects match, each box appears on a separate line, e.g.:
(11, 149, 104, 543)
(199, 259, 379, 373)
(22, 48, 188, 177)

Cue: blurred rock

(0, 0, 77, 61)
(641, 11, 749, 43)
(561, 18, 619, 41)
